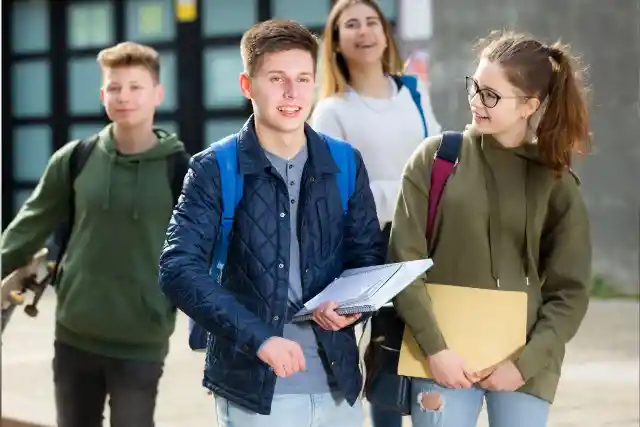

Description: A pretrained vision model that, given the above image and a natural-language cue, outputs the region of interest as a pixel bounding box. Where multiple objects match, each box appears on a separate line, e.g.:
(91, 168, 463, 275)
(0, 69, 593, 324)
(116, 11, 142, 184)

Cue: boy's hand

(311, 301, 361, 331)
(257, 337, 306, 377)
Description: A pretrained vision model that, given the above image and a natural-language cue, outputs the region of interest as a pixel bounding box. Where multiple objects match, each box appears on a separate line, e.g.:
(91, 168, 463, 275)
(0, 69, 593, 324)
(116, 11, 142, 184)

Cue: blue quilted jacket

(158, 118, 385, 415)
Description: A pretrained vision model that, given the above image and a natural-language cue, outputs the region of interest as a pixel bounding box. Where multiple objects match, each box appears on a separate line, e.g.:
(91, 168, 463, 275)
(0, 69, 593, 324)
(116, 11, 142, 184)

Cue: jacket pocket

(57, 270, 173, 345)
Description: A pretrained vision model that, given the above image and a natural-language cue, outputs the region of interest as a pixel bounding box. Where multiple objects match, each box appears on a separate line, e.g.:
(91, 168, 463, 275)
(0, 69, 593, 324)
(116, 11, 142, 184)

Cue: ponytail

(536, 44, 591, 175)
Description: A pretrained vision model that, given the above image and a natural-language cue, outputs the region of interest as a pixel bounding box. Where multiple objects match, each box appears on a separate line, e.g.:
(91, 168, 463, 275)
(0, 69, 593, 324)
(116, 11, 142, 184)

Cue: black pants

(53, 340, 163, 427)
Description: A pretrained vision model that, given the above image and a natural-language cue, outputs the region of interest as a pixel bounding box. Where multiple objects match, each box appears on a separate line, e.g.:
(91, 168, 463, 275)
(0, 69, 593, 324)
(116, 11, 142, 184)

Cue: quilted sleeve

(342, 149, 386, 269)
(158, 153, 276, 357)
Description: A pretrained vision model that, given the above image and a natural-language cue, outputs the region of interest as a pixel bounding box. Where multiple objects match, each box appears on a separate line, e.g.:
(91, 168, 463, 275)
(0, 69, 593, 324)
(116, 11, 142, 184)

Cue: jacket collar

(236, 116, 340, 176)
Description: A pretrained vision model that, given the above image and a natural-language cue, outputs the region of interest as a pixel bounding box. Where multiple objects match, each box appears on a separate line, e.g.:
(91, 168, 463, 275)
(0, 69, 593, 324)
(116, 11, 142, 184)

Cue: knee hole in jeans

(417, 391, 444, 412)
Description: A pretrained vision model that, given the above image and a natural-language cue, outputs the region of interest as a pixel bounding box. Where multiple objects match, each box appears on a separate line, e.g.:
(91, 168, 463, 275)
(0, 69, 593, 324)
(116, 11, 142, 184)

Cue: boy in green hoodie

(1, 41, 188, 427)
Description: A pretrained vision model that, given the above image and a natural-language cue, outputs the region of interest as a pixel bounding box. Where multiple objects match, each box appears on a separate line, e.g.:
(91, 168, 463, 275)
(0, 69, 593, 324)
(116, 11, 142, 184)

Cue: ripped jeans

(411, 379, 550, 427)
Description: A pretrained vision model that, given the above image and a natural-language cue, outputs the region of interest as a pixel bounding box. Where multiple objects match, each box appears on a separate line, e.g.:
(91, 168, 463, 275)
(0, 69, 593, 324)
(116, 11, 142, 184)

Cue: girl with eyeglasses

(388, 31, 592, 427)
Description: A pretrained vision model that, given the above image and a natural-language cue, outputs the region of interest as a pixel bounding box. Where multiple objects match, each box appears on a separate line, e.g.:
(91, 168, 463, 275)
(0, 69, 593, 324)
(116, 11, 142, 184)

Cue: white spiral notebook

(292, 259, 434, 322)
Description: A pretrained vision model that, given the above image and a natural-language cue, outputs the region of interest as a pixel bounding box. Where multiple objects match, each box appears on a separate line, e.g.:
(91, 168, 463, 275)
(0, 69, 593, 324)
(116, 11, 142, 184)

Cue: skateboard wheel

(8, 291, 25, 304)
(24, 305, 39, 317)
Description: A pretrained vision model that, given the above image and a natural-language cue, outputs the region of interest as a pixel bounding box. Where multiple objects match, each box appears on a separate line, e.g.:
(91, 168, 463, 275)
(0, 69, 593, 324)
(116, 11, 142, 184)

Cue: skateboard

(1, 248, 55, 333)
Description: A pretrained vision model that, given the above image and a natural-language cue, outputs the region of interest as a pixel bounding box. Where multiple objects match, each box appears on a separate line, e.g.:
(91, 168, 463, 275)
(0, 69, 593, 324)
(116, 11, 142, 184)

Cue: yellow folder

(398, 283, 528, 378)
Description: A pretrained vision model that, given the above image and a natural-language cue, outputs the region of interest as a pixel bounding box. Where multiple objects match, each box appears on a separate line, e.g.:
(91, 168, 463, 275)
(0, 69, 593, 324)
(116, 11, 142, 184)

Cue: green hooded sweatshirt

(1, 124, 186, 361)
(390, 127, 591, 403)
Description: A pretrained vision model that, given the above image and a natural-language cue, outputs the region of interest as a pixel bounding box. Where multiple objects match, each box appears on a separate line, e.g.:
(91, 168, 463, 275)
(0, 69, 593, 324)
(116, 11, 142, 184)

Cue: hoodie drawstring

(102, 153, 115, 210)
(478, 137, 502, 287)
(479, 134, 533, 288)
(102, 154, 142, 221)
(132, 162, 142, 220)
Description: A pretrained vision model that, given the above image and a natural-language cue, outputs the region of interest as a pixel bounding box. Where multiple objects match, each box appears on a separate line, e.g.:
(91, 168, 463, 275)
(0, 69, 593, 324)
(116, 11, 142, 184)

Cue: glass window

(69, 123, 106, 141)
(158, 51, 177, 112)
(13, 125, 53, 182)
(377, 0, 397, 20)
(12, 0, 49, 53)
(272, 0, 329, 27)
(13, 189, 34, 216)
(203, 47, 245, 109)
(204, 119, 247, 149)
(68, 57, 102, 115)
(155, 121, 178, 134)
(202, 0, 257, 36)
(125, 0, 175, 42)
(12, 60, 51, 118)
(68, 2, 114, 49)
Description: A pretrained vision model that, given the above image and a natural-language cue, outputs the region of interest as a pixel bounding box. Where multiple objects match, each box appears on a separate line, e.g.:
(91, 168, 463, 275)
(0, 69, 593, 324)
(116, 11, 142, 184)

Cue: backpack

(187, 133, 357, 351)
(392, 74, 428, 138)
(363, 130, 463, 415)
(51, 134, 190, 283)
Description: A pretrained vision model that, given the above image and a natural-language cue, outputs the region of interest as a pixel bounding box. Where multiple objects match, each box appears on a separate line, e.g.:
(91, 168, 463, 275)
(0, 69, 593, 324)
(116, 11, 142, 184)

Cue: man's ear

(100, 87, 105, 104)
(239, 72, 252, 99)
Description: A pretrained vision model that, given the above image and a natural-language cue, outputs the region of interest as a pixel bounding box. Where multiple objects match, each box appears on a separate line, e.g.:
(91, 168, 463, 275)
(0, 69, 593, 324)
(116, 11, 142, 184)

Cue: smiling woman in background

(311, 1, 441, 427)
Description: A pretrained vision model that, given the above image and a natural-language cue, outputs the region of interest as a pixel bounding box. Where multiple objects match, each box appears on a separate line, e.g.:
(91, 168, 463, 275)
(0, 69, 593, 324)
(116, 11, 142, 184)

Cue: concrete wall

(404, 0, 639, 292)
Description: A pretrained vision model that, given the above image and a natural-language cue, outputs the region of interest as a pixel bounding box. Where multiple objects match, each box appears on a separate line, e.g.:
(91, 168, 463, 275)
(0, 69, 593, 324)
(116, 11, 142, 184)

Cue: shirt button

(290, 199, 295, 204)
(288, 164, 294, 169)
(289, 181, 295, 186)
(278, 263, 284, 269)
(273, 316, 280, 321)
(280, 212, 286, 218)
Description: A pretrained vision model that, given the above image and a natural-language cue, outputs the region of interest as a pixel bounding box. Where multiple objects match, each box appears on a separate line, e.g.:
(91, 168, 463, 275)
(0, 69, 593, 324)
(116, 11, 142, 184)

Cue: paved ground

(2, 294, 639, 427)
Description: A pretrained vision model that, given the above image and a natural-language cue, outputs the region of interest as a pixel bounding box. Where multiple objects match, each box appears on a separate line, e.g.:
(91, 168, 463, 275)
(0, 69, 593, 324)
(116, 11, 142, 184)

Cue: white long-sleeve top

(311, 76, 441, 226)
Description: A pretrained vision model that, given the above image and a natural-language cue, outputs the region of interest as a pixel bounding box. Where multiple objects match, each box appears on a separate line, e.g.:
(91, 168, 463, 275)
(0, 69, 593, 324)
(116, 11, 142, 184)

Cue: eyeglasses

(465, 76, 528, 109)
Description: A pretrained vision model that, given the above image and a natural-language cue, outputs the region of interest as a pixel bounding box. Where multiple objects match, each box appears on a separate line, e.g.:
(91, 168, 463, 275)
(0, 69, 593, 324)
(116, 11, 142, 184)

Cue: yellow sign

(175, 0, 197, 22)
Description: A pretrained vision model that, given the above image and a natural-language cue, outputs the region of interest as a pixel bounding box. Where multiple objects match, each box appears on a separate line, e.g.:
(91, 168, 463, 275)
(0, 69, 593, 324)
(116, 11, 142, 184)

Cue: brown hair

(97, 41, 161, 83)
(318, 0, 404, 99)
(476, 30, 591, 175)
(240, 19, 319, 77)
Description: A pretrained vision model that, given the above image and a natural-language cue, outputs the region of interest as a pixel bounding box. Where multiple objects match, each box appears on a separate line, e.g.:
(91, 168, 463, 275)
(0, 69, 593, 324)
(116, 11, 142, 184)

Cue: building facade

(2, 0, 399, 228)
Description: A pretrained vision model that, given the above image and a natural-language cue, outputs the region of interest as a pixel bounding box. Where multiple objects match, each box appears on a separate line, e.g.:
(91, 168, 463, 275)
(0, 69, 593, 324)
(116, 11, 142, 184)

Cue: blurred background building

(2, 0, 639, 293)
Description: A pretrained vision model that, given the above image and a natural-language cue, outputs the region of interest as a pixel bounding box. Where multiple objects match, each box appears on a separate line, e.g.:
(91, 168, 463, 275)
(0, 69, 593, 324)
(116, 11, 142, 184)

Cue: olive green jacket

(390, 128, 591, 403)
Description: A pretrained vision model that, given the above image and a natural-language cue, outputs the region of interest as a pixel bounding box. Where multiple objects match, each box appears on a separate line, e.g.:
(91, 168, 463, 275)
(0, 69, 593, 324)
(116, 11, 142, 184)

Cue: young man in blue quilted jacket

(159, 19, 385, 427)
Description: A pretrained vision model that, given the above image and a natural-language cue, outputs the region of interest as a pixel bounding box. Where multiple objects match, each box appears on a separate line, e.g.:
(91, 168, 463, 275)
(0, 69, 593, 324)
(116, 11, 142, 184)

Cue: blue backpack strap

(396, 74, 428, 138)
(188, 134, 243, 352)
(323, 134, 356, 213)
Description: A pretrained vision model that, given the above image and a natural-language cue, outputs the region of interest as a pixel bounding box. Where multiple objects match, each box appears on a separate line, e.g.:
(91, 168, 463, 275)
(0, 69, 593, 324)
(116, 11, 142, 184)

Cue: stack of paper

(292, 259, 433, 322)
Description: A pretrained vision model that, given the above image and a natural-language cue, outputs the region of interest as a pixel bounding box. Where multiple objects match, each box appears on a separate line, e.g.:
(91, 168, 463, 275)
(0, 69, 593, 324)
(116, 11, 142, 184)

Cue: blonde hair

(318, 0, 404, 99)
(97, 41, 160, 82)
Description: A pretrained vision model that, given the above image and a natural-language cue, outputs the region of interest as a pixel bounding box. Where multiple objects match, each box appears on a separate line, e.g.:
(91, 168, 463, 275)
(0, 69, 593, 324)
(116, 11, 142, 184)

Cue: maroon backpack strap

(426, 131, 464, 245)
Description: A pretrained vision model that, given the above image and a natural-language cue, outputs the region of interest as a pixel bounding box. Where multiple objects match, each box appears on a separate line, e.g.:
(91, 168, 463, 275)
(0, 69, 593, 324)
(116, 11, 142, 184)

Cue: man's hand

(427, 349, 473, 389)
(478, 360, 525, 391)
(311, 301, 361, 331)
(257, 337, 306, 378)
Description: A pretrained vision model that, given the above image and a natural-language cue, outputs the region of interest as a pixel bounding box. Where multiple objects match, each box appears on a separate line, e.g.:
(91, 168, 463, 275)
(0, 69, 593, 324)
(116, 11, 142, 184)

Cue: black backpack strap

(166, 151, 191, 207)
(51, 135, 98, 283)
(436, 130, 464, 163)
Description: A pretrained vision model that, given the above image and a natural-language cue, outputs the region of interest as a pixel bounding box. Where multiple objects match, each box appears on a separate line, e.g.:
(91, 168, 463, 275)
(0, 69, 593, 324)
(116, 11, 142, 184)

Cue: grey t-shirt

(264, 146, 337, 394)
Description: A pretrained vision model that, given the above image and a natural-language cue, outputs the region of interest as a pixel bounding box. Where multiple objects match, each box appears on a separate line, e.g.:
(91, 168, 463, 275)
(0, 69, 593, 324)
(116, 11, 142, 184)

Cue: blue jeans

(411, 379, 550, 427)
(215, 392, 363, 427)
